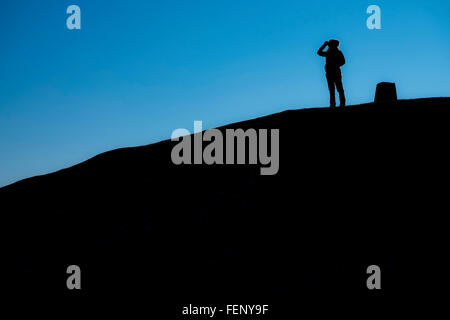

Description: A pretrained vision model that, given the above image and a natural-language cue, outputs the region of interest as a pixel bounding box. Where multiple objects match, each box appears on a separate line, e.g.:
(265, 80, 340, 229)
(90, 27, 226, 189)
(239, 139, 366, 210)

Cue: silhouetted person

(317, 39, 346, 108)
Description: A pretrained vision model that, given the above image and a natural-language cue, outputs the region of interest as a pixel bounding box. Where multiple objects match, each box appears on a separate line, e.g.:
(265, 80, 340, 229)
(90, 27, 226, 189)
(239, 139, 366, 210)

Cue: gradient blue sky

(1, 0, 449, 187)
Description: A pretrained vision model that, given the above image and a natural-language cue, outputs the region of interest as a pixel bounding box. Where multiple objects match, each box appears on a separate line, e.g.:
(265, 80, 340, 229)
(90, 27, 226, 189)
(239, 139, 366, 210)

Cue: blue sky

(1, 0, 449, 187)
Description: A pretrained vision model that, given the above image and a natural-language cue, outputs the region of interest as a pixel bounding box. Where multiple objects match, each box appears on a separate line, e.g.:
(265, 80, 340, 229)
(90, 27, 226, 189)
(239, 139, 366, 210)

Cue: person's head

(328, 39, 340, 48)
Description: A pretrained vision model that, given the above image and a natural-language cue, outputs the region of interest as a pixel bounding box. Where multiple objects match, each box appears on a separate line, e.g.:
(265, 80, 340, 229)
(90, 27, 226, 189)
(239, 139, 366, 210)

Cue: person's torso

(325, 49, 343, 74)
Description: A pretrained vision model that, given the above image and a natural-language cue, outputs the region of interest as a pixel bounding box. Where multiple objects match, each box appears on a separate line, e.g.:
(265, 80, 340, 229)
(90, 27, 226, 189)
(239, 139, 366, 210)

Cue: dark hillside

(3, 98, 449, 315)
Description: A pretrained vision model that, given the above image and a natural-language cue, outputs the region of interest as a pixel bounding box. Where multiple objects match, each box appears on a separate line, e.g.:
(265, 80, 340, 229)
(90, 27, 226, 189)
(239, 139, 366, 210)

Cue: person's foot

(330, 105, 336, 108)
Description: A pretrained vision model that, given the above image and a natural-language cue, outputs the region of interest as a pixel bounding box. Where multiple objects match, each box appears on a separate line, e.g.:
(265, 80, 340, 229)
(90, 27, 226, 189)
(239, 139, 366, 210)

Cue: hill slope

(3, 98, 449, 313)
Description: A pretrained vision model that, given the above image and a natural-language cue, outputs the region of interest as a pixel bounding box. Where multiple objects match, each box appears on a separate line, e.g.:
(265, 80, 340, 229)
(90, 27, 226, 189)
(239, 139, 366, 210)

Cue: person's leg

(335, 77, 346, 107)
(326, 76, 336, 107)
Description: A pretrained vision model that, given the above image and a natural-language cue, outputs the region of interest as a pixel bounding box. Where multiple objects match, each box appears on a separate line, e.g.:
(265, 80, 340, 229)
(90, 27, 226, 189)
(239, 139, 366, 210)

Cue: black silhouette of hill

(3, 98, 449, 315)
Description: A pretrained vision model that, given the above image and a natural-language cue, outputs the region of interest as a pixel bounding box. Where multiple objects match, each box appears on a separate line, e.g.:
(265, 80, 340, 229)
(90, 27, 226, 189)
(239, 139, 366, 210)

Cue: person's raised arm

(317, 41, 328, 57)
